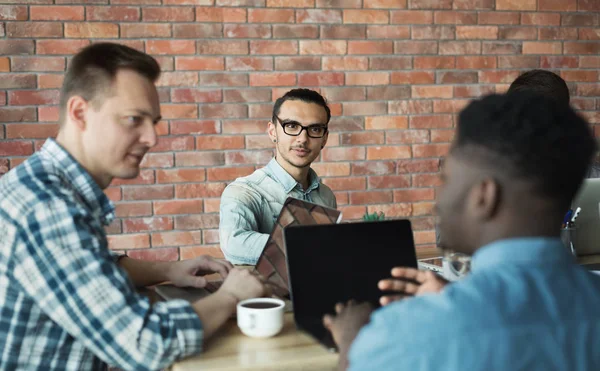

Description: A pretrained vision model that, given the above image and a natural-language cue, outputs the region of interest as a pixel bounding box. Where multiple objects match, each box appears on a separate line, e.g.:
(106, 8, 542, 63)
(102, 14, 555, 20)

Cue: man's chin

(113, 167, 141, 180)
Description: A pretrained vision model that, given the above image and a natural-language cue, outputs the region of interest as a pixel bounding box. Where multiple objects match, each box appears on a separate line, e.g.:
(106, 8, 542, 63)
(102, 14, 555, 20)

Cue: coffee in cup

(237, 298, 285, 338)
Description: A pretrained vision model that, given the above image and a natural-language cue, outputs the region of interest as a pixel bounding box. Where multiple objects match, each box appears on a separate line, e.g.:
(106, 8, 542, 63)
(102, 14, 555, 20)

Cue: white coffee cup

(237, 298, 285, 338)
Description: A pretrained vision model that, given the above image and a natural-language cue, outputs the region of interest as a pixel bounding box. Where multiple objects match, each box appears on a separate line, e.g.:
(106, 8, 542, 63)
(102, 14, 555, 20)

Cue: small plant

(363, 211, 385, 221)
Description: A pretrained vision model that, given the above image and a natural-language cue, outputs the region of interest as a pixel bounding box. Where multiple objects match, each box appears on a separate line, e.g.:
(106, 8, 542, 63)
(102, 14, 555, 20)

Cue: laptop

(571, 178, 600, 256)
(284, 219, 418, 352)
(155, 197, 341, 302)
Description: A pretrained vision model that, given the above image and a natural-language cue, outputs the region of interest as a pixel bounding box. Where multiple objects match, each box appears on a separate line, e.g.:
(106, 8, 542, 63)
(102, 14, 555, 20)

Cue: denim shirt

(349, 238, 600, 371)
(219, 158, 337, 265)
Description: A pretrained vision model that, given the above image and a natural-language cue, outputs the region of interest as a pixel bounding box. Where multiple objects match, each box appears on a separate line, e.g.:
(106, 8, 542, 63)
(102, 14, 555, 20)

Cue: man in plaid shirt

(0, 43, 266, 370)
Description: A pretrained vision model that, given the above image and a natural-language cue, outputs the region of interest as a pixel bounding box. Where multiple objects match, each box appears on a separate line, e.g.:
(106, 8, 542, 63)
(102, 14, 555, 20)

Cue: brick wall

(1, 0, 599, 261)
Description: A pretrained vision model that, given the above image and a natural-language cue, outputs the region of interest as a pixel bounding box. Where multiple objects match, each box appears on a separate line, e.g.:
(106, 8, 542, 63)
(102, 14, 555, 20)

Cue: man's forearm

(192, 291, 238, 340)
(118, 256, 172, 288)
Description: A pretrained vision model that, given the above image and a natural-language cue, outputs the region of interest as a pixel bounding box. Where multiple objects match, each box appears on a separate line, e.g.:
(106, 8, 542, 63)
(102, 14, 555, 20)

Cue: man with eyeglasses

(219, 88, 337, 265)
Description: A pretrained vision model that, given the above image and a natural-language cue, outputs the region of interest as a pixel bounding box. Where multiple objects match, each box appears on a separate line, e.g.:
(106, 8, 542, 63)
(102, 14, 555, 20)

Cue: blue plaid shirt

(0, 139, 203, 371)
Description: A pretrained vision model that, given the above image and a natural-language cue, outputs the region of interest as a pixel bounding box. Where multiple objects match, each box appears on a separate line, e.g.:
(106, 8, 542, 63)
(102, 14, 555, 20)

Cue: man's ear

(67, 95, 88, 131)
(468, 178, 501, 221)
(267, 121, 277, 143)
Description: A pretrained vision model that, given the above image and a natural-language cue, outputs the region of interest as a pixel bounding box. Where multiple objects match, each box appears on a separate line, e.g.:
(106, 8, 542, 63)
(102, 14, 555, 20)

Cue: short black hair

(455, 92, 596, 207)
(507, 69, 570, 105)
(59, 42, 161, 124)
(272, 88, 331, 125)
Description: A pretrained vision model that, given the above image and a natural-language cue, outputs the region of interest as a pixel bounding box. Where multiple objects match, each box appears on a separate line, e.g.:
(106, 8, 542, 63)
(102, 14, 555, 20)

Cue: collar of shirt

(471, 237, 572, 272)
(39, 138, 115, 226)
(264, 157, 321, 194)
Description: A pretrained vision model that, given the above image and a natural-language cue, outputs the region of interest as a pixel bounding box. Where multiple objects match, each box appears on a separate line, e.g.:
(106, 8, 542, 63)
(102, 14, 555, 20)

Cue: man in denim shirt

(219, 89, 337, 265)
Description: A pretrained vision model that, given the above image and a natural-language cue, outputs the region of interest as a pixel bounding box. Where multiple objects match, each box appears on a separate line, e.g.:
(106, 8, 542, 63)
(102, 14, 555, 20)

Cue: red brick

(340, 132, 384, 145)
(0, 40, 34, 55)
(321, 57, 366, 71)
(398, 159, 440, 174)
(350, 161, 393, 176)
(523, 42, 562, 55)
(388, 100, 433, 114)
(146, 40, 195, 55)
(579, 0, 600, 11)
(433, 99, 470, 113)
(322, 87, 365, 102)
(175, 183, 227, 199)
(570, 98, 596, 110)
(412, 25, 455, 40)
(36, 40, 89, 55)
(455, 56, 495, 69)
(206, 166, 255, 181)
(114, 202, 152, 218)
(322, 25, 366, 39)
(366, 25, 410, 39)
(345, 72, 391, 86)
(322, 177, 366, 191)
(394, 41, 438, 54)
(142, 7, 194, 21)
(224, 24, 271, 39)
(226, 150, 274, 165)
(5, 124, 57, 139)
(128, 248, 179, 262)
(386, 130, 430, 144)
(561, 71, 598, 82)
(246, 135, 275, 149)
(540, 27, 578, 40)
(395, 189, 435, 203)
(195, 7, 246, 22)
(300, 40, 347, 55)
(0, 57, 6, 72)
(296, 9, 341, 23)
(197, 135, 245, 150)
(410, 115, 453, 129)
(226, 57, 273, 72)
(539, 0, 577, 10)
(363, 116, 406, 131)
(9, 90, 59, 106)
(581, 57, 600, 68)
(175, 57, 224, 71)
(321, 147, 365, 161)
(38, 106, 59, 122)
(369, 56, 413, 70)
(123, 217, 173, 233)
(564, 42, 600, 55)
(248, 104, 273, 118)
(150, 137, 194, 153)
(139, 153, 171, 169)
(391, 10, 433, 24)
(223, 89, 271, 104)
(431, 129, 455, 142)
(541, 56, 578, 69)
(248, 8, 293, 23)
(154, 200, 204, 216)
(482, 42, 521, 55)
(152, 231, 201, 247)
(310, 163, 351, 177)
(222, 120, 267, 134)
(156, 168, 206, 183)
(368, 175, 411, 189)
(0, 74, 36, 89)
(335, 205, 364, 220)
(0, 108, 37, 122)
(409, 0, 452, 9)
(412, 86, 453, 99)
(108, 234, 150, 250)
(0, 5, 28, 20)
(452, 0, 494, 8)
(179, 245, 224, 259)
(521, 13, 560, 26)
(316, 0, 362, 7)
(496, 0, 535, 10)
(65, 23, 118, 38)
(161, 105, 198, 120)
(561, 14, 599, 27)
(349, 190, 393, 205)
(577, 84, 600, 97)
(367, 146, 411, 160)
(390, 71, 434, 85)
(95, 40, 144, 52)
(326, 117, 359, 132)
(6, 22, 63, 38)
(298, 72, 344, 86)
(438, 41, 480, 55)
(580, 29, 600, 40)
(413, 173, 441, 187)
(250, 40, 297, 56)
(197, 40, 248, 55)
(343, 102, 386, 116)
(456, 25, 498, 39)
(249, 73, 295, 87)
(87, 6, 140, 21)
(479, 70, 520, 83)
(343, 9, 389, 24)
(30, 6, 84, 20)
(499, 27, 538, 40)
(171, 89, 222, 104)
(348, 41, 393, 54)
(437, 71, 478, 84)
(413, 56, 455, 69)
(477, 11, 519, 25)
(273, 24, 319, 39)
(0, 141, 34, 156)
(434, 11, 476, 24)
(155, 72, 197, 87)
(110, 23, 167, 38)
(203, 198, 221, 213)
(413, 143, 450, 158)
(364, 0, 407, 8)
(37, 74, 63, 89)
(413, 202, 435, 216)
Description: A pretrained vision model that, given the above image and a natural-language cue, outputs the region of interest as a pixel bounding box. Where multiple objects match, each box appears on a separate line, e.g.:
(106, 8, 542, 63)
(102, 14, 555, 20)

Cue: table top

(171, 313, 337, 371)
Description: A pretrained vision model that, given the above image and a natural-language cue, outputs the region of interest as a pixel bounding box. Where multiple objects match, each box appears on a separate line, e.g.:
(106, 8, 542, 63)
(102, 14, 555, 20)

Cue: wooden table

(171, 313, 337, 371)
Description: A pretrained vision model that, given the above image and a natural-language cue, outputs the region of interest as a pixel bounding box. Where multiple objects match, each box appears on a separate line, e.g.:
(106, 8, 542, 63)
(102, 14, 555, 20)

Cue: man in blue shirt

(323, 92, 600, 370)
(0, 43, 267, 370)
(219, 89, 337, 265)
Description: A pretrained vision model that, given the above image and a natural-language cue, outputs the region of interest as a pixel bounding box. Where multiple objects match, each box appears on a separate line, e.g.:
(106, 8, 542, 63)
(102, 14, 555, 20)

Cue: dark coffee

(242, 302, 279, 309)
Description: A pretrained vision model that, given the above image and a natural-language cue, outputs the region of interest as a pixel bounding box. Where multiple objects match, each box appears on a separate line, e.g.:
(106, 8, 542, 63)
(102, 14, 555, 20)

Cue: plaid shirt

(0, 139, 203, 371)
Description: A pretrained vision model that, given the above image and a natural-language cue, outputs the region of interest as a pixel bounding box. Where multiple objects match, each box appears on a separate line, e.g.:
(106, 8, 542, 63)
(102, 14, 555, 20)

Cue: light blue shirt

(219, 158, 337, 265)
(349, 238, 600, 371)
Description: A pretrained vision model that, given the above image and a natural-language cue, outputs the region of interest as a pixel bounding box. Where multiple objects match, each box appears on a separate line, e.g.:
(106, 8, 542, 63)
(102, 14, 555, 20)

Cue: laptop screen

(284, 220, 417, 350)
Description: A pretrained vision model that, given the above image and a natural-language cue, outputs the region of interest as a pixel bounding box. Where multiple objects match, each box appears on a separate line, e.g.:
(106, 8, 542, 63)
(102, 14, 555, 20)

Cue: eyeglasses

(275, 115, 328, 139)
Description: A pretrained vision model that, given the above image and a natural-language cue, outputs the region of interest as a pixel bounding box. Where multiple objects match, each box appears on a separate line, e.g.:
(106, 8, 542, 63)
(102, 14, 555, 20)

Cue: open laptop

(155, 197, 341, 302)
(571, 178, 600, 256)
(284, 219, 418, 351)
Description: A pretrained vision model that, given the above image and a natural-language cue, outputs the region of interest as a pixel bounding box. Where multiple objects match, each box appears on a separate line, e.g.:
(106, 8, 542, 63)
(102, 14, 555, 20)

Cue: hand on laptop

(218, 268, 268, 303)
(378, 267, 448, 306)
(323, 301, 373, 361)
(167, 256, 234, 288)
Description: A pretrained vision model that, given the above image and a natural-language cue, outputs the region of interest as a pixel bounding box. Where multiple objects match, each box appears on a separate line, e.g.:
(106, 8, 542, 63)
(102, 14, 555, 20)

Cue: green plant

(362, 211, 385, 221)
